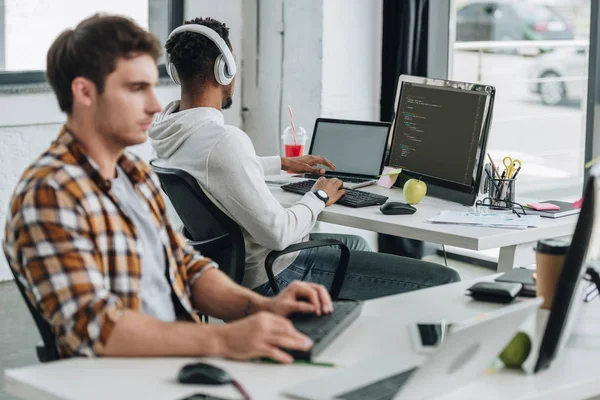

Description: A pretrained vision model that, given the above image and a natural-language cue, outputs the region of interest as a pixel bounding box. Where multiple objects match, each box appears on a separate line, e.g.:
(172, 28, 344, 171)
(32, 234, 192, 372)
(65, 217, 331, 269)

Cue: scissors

(503, 156, 522, 179)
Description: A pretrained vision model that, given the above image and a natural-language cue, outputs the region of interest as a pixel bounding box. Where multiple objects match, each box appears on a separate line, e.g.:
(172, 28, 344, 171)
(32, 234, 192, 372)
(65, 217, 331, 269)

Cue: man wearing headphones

(149, 17, 460, 300)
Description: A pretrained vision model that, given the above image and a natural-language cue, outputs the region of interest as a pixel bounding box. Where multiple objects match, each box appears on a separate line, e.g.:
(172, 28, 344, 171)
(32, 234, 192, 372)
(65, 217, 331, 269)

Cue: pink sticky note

(573, 197, 584, 209)
(377, 166, 399, 189)
(527, 202, 560, 211)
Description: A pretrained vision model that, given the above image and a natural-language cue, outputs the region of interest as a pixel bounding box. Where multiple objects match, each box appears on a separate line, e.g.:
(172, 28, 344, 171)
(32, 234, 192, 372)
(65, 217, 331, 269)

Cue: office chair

(151, 162, 350, 299)
(7, 264, 59, 362)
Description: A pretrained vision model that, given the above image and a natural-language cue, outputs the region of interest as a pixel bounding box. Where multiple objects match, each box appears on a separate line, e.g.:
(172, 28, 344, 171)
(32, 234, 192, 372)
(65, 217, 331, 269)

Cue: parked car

(456, 2, 574, 44)
(528, 47, 587, 105)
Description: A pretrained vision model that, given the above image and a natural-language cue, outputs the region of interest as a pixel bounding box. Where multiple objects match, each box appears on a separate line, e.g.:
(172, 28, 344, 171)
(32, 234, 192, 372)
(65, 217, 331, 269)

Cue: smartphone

(408, 321, 454, 353)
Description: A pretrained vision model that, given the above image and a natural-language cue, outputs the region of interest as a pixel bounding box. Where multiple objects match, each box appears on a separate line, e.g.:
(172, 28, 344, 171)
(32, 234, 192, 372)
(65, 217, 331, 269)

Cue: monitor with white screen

(309, 118, 390, 178)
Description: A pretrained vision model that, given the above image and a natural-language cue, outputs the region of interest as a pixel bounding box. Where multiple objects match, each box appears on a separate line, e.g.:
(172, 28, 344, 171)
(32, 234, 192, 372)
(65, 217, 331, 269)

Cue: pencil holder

(485, 177, 516, 209)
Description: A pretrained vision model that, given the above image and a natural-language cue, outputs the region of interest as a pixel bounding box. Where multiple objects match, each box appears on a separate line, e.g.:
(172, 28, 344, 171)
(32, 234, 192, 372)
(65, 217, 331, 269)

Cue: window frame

(0, 0, 183, 86)
(585, 0, 600, 179)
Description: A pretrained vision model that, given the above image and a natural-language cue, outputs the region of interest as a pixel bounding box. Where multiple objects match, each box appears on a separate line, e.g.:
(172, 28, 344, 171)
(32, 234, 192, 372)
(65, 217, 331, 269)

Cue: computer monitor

(534, 171, 600, 372)
(387, 75, 495, 206)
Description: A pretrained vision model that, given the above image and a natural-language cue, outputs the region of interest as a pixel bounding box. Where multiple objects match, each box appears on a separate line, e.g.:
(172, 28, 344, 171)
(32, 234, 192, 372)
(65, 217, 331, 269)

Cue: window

(0, 0, 182, 84)
(512, 4, 559, 21)
(452, 0, 591, 200)
(457, 4, 484, 18)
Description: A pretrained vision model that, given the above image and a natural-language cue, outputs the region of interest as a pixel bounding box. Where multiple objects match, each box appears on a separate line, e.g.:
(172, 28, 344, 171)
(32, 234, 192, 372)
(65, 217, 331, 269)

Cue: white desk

(269, 181, 578, 272)
(5, 278, 600, 400)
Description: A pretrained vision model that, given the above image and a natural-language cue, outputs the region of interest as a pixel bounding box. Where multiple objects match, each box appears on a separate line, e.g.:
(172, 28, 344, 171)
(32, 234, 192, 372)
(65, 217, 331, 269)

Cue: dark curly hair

(47, 14, 162, 114)
(165, 17, 232, 84)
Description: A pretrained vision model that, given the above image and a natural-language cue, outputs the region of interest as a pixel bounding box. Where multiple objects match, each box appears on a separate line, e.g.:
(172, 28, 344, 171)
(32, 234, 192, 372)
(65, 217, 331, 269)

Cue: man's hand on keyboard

(214, 311, 313, 364)
(281, 155, 336, 175)
(312, 177, 347, 206)
(265, 281, 333, 317)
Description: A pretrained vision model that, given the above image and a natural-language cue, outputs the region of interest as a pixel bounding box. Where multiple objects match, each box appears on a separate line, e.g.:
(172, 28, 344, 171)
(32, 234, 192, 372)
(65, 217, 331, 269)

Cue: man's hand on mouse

(281, 155, 336, 175)
(312, 177, 346, 206)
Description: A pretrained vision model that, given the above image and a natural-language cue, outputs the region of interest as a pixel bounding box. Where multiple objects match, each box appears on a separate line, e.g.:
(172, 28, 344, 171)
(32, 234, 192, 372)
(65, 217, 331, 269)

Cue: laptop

(302, 118, 391, 189)
(284, 297, 542, 400)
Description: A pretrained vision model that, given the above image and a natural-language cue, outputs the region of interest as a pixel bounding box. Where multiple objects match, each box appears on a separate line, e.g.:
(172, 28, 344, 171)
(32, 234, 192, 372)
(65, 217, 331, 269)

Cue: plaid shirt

(3, 126, 216, 358)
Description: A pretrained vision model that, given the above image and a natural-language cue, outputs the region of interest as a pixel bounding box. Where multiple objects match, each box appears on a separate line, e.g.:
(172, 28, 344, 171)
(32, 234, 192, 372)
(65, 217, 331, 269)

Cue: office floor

(0, 257, 493, 400)
(0, 281, 39, 400)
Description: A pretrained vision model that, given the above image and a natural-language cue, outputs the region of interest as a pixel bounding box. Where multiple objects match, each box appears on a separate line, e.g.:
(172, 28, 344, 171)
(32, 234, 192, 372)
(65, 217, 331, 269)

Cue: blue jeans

(253, 233, 460, 301)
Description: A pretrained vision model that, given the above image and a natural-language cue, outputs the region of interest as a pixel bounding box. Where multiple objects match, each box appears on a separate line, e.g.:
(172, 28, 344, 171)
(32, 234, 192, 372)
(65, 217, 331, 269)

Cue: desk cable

(232, 379, 252, 400)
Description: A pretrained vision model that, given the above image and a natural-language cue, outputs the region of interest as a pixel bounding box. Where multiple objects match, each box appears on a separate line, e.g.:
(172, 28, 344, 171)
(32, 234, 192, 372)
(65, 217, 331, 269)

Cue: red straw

(288, 105, 298, 145)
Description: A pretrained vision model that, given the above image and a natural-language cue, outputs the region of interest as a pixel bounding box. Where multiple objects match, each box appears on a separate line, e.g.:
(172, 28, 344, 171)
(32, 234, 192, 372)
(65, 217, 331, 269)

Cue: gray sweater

(148, 102, 324, 289)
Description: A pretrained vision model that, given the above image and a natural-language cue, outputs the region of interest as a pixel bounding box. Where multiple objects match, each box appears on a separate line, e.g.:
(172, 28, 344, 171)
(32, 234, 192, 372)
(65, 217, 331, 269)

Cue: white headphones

(166, 24, 237, 86)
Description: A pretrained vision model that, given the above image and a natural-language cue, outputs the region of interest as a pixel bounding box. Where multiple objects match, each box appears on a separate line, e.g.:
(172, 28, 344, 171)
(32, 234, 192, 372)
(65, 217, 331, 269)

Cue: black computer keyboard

(337, 367, 418, 400)
(286, 300, 362, 360)
(280, 180, 388, 208)
(303, 173, 375, 184)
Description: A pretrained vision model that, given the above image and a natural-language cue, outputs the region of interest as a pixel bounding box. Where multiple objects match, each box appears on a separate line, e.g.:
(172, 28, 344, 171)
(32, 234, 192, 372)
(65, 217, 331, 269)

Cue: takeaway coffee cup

(534, 238, 570, 310)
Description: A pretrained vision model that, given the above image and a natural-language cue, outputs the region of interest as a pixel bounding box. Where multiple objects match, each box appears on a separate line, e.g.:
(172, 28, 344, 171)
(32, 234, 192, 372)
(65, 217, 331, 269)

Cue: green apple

(499, 331, 531, 369)
(403, 179, 427, 204)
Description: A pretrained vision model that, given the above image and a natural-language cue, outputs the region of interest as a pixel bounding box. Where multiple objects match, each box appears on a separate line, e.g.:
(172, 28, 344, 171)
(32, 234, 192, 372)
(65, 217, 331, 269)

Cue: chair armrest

(180, 226, 232, 255)
(185, 234, 231, 254)
(36, 342, 56, 363)
(264, 239, 350, 300)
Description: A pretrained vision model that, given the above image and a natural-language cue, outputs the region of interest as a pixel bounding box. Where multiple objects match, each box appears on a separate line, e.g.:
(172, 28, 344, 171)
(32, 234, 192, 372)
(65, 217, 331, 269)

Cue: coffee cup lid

(535, 238, 570, 255)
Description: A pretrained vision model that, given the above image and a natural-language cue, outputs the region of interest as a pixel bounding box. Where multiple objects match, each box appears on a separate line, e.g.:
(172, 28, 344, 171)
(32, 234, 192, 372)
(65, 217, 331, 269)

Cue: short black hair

(165, 17, 232, 84)
(47, 14, 162, 114)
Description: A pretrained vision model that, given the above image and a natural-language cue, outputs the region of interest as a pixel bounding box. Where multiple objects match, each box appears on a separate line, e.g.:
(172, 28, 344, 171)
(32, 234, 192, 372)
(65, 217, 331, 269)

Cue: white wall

(279, 1, 324, 148)
(241, 0, 285, 156)
(322, 0, 383, 121)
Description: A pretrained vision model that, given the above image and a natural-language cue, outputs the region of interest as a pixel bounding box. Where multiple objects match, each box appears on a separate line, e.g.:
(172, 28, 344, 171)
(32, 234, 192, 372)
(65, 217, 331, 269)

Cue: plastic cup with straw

(283, 105, 306, 157)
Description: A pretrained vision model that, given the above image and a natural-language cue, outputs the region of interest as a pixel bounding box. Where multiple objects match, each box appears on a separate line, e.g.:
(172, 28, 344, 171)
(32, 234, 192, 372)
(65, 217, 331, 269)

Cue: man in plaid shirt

(3, 14, 331, 363)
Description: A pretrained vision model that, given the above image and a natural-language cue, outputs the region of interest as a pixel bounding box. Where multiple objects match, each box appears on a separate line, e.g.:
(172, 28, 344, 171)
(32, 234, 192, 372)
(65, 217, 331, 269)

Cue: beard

(222, 85, 234, 110)
(222, 94, 233, 110)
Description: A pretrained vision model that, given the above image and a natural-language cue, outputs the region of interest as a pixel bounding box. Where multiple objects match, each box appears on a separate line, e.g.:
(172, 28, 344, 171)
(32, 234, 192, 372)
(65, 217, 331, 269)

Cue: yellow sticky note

(377, 167, 401, 189)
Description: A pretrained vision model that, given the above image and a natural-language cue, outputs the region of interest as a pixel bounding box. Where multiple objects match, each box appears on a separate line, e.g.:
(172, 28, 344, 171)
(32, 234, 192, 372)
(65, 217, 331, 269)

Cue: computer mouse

(379, 202, 416, 215)
(177, 362, 233, 385)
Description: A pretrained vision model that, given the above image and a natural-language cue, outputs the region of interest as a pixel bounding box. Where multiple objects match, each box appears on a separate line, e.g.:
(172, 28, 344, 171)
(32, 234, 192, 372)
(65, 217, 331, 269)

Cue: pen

(259, 358, 336, 367)
(487, 153, 500, 179)
(511, 166, 522, 180)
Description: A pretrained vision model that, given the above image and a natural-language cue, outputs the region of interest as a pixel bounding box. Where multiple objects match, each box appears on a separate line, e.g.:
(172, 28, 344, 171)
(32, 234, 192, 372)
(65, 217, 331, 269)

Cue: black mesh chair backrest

(8, 265, 59, 362)
(150, 162, 245, 284)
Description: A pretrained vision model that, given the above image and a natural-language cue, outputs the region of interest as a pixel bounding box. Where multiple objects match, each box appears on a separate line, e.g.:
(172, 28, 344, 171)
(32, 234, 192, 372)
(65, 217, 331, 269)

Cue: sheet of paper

(428, 211, 540, 229)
